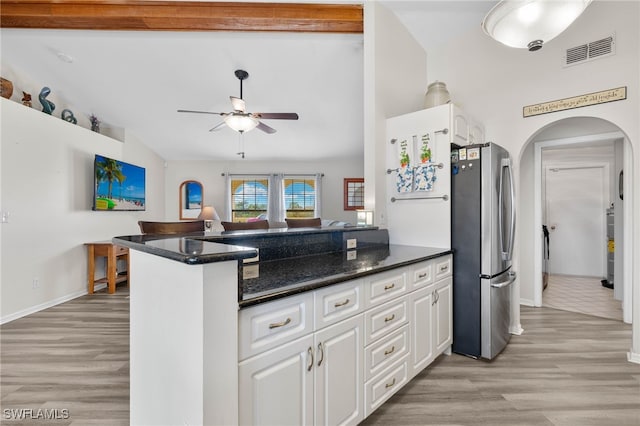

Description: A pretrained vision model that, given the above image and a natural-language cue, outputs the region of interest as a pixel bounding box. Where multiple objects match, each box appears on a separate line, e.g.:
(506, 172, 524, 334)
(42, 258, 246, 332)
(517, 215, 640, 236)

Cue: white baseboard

(628, 350, 640, 364)
(520, 298, 535, 307)
(0, 284, 106, 325)
(510, 324, 524, 335)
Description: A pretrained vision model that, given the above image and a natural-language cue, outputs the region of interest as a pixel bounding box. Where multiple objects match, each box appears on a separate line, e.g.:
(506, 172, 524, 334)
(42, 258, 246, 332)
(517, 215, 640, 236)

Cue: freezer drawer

(481, 271, 515, 359)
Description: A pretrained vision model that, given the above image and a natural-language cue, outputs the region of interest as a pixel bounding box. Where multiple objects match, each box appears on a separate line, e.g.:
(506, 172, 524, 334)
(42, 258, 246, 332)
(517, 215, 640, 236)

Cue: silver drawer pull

(384, 346, 395, 356)
(334, 298, 350, 308)
(269, 317, 292, 329)
(385, 378, 396, 389)
(439, 265, 449, 273)
(417, 273, 428, 279)
(384, 283, 395, 291)
(384, 314, 395, 323)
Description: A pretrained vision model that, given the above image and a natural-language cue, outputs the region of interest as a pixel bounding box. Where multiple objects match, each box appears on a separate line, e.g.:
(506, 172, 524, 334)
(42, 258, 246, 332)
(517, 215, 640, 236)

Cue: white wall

(363, 1, 427, 228)
(0, 98, 165, 323)
(164, 158, 363, 224)
(427, 0, 639, 359)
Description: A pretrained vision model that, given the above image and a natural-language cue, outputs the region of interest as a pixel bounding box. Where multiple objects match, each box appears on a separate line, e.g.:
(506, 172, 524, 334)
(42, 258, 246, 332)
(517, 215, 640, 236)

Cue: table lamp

(198, 205, 221, 231)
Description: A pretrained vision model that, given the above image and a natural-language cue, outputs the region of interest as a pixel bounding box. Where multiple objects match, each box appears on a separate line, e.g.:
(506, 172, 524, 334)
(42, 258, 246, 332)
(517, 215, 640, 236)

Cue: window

(344, 178, 364, 210)
(231, 178, 269, 222)
(284, 178, 316, 218)
(227, 174, 321, 222)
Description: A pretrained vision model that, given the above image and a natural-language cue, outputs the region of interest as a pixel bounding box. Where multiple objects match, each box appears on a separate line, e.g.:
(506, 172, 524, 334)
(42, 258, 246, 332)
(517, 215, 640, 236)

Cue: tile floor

(542, 274, 623, 321)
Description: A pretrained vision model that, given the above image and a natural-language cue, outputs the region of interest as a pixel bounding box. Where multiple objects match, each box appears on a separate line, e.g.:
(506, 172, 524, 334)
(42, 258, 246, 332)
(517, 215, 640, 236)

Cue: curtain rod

(220, 173, 324, 177)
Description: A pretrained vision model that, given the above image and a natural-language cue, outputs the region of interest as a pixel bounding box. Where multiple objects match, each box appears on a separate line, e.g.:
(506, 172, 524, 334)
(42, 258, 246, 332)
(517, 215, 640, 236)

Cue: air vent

(563, 34, 615, 67)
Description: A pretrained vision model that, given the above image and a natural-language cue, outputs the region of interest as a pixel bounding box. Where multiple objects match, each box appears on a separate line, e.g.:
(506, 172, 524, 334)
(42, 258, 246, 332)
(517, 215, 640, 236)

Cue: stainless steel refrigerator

(451, 142, 516, 360)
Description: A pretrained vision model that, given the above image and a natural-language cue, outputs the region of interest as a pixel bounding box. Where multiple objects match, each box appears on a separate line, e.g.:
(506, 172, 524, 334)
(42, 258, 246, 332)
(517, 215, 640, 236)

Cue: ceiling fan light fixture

(482, 0, 593, 51)
(224, 114, 258, 133)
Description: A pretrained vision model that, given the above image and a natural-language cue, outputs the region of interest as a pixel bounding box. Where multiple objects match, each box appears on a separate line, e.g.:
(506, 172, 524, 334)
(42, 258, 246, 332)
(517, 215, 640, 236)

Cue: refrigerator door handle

(499, 158, 516, 262)
(490, 271, 517, 288)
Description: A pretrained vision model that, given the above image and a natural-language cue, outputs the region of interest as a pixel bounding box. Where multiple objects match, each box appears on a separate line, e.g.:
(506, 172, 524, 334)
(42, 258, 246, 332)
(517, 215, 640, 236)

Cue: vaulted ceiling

(0, 1, 494, 161)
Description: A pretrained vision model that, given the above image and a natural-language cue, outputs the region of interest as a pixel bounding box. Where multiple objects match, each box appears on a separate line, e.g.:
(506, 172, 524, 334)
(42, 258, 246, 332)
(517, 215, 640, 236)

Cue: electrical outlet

(347, 250, 357, 260)
(1, 211, 9, 223)
(32, 278, 39, 289)
(347, 239, 357, 249)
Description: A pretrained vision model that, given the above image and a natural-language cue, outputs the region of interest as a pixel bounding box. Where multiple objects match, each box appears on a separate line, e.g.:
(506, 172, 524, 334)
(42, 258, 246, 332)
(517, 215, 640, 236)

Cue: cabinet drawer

(239, 292, 314, 361)
(434, 255, 452, 280)
(314, 279, 363, 330)
(364, 359, 408, 417)
(412, 261, 433, 289)
(364, 324, 409, 381)
(365, 269, 407, 308)
(364, 297, 408, 346)
(115, 245, 129, 256)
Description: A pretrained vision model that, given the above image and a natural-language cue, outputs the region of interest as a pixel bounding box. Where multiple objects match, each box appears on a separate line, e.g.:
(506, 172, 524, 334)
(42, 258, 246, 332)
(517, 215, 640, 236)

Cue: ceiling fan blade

(253, 112, 299, 120)
(177, 109, 225, 115)
(230, 96, 246, 112)
(209, 121, 227, 132)
(256, 121, 277, 134)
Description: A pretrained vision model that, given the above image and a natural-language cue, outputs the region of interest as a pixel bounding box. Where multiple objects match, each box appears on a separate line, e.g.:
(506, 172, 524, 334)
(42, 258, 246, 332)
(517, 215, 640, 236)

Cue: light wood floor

(1, 288, 638, 426)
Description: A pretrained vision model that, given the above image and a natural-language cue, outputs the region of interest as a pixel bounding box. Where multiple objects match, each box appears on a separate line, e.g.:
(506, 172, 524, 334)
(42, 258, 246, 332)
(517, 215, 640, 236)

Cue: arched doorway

(516, 117, 635, 351)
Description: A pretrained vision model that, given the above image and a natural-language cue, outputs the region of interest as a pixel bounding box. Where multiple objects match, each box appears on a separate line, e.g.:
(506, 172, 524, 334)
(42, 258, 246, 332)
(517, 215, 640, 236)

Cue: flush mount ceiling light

(482, 0, 593, 51)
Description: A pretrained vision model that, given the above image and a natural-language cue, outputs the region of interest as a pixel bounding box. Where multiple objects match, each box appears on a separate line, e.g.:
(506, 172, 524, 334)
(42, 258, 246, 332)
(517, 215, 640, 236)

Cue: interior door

(545, 166, 607, 277)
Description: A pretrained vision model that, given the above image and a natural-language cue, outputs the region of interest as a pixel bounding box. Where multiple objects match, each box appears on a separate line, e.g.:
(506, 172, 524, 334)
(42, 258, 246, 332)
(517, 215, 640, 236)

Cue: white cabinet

(239, 292, 314, 361)
(433, 276, 453, 354)
(409, 254, 453, 379)
(314, 315, 364, 426)
(409, 286, 434, 377)
(239, 334, 315, 426)
(239, 255, 452, 426)
(239, 281, 364, 426)
(452, 104, 485, 146)
(315, 279, 364, 330)
(364, 269, 407, 308)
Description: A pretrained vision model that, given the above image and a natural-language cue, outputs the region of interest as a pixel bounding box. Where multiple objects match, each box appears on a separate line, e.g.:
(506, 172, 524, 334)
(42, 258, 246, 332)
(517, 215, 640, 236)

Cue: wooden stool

(85, 241, 129, 294)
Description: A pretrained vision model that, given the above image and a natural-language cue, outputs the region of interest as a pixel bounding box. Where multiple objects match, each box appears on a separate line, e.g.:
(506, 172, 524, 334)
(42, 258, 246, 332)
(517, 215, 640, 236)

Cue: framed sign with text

(523, 87, 627, 118)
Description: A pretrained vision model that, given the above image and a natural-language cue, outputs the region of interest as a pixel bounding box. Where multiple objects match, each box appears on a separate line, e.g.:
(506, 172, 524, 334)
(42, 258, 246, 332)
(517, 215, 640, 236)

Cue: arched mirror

(179, 180, 203, 220)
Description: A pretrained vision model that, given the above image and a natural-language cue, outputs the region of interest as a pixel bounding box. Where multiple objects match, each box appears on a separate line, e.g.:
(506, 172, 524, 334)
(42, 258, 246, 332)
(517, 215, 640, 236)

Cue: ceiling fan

(177, 69, 299, 134)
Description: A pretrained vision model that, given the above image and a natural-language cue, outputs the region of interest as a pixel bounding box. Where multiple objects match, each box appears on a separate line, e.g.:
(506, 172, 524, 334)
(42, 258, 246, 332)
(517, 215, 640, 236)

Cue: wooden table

(85, 241, 129, 294)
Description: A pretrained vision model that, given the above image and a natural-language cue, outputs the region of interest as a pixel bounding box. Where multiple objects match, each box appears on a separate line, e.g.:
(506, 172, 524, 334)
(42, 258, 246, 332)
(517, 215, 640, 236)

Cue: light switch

(1, 211, 8, 223)
(347, 239, 357, 249)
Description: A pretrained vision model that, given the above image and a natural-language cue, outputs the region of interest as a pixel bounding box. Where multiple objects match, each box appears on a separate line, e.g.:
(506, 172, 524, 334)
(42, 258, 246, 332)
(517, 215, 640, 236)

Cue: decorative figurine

(89, 114, 100, 133)
(0, 77, 13, 99)
(61, 109, 77, 124)
(39, 87, 55, 115)
(22, 91, 32, 107)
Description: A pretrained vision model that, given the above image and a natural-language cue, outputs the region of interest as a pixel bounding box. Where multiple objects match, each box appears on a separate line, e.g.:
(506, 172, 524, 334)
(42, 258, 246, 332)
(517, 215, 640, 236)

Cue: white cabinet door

(315, 314, 364, 426)
(451, 105, 469, 146)
(433, 277, 453, 355)
(239, 335, 314, 426)
(410, 286, 434, 378)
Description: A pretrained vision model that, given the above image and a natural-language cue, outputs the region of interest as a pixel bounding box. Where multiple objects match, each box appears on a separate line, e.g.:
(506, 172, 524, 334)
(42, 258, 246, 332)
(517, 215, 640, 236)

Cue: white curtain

(268, 173, 285, 222)
(223, 173, 232, 221)
(314, 173, 323, 218)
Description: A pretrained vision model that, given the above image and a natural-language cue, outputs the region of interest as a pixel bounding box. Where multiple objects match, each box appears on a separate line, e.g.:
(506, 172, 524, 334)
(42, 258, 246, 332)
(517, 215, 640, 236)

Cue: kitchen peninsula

(114, 226, 452, 425)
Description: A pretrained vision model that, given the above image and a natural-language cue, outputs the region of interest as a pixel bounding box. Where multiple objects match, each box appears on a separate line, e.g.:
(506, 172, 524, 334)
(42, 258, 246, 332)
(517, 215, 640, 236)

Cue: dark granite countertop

(113, 227, 451, 308)
(113, 234, 259, 264)
(239, 245, 451, 307)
